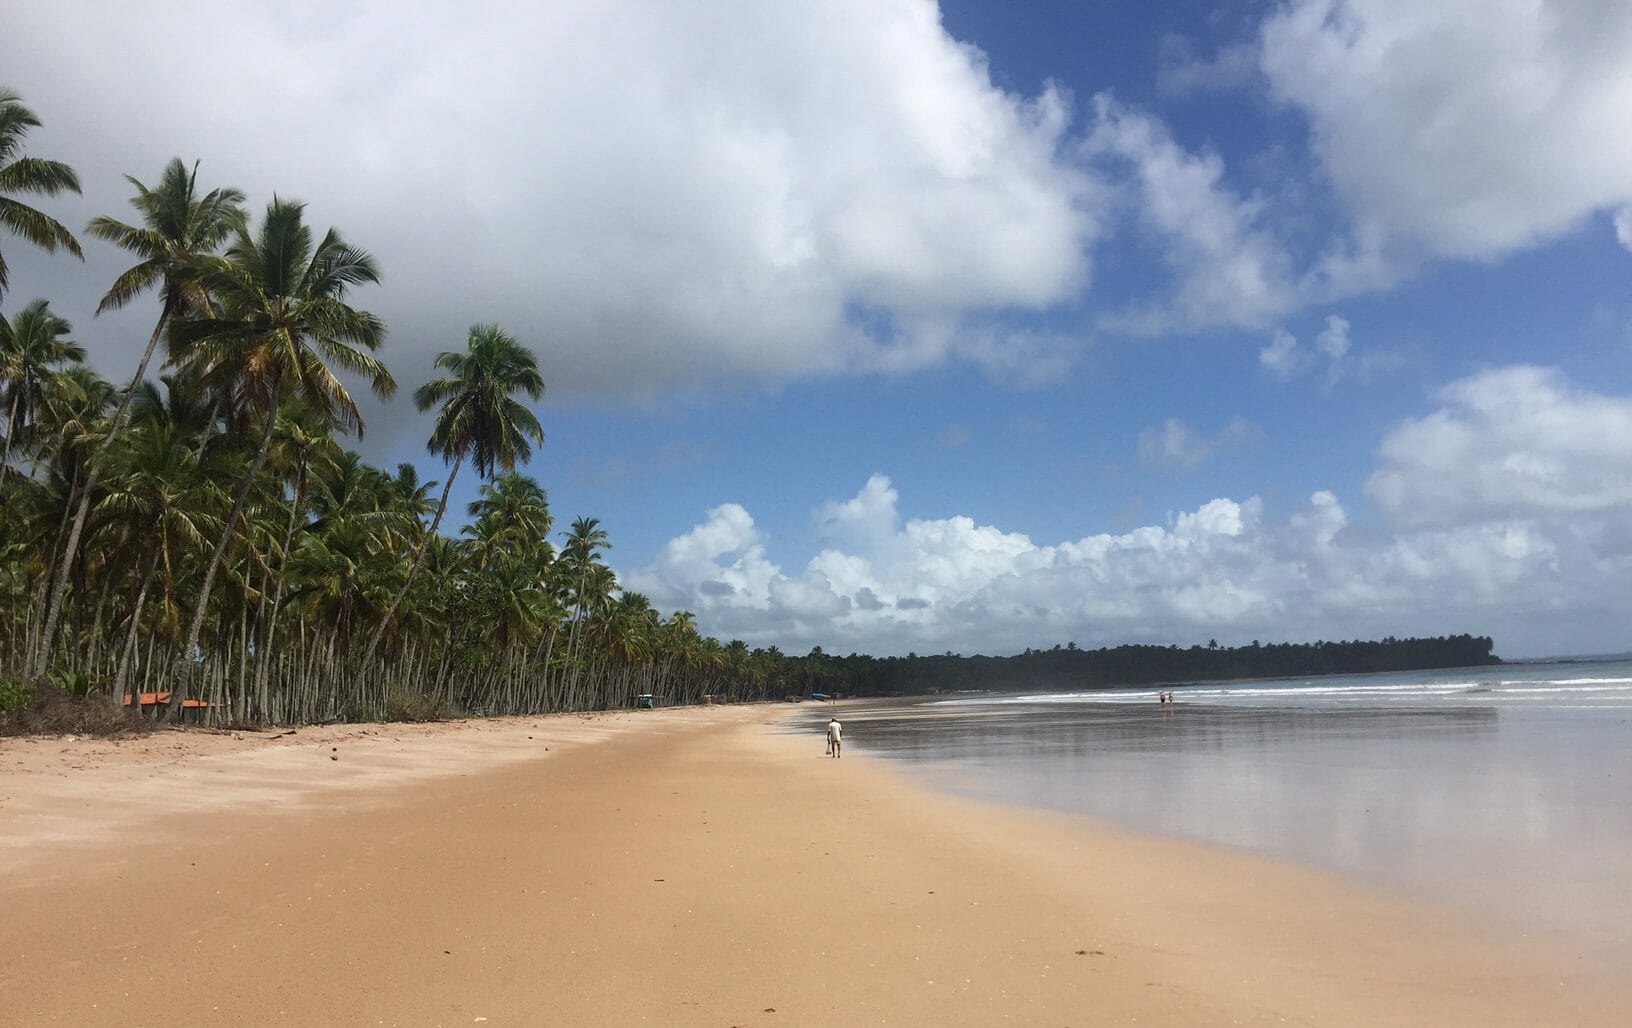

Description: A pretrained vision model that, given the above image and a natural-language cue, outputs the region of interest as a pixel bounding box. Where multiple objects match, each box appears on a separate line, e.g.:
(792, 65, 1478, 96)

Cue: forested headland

(791, 634, 1500, 697)
(0, 89, 1499, 734)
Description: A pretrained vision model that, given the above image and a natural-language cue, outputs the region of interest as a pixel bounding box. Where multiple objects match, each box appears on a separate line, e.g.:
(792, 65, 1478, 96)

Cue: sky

(5, 0, 1632, 659)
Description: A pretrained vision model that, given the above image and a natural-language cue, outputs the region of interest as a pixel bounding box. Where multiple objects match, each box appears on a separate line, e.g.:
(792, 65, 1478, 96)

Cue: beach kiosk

(635, 693, 655, 709)
(123, 690, 216, 723)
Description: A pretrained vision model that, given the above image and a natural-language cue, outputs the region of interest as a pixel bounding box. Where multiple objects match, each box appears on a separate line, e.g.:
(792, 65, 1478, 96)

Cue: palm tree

(0, 89, 82, 300)
(0, 300, 84, 472)
(365, 324, 544, 664)
(285, 519, 395, 648)
(464, 472, 552, 570)
(91, 418, 219, 701)
(166, 197, 392, 711)
(32, 161, 246, 672)
(15, 365, 115, 671)
(247, 405, 343, 709)
(26, 365, 117, 477)
(373, 462, 438, 565)
(559, 515, 612, 698)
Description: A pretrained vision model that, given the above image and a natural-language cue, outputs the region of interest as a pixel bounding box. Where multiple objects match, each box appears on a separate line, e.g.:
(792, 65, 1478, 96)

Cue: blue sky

(6, 1, 1632, 658)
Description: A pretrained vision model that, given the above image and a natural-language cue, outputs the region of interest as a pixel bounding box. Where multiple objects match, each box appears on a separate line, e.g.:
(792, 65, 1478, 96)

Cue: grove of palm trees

(0, 88, 818, 730)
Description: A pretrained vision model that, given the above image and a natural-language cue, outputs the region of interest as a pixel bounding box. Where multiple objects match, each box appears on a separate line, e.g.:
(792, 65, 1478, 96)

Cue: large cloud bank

(3, 0, 1097, 416)
(5, 0, 1629, 406)
(629, 366, 1632, 657)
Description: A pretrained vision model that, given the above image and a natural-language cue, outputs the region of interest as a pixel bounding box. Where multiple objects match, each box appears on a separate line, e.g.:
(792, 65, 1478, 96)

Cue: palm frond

(0, 195, 83, 259)
(0, 156, 81, 195)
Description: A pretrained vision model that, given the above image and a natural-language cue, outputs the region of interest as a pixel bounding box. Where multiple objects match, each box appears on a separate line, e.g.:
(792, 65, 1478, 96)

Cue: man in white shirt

(826, 717, 843, 758)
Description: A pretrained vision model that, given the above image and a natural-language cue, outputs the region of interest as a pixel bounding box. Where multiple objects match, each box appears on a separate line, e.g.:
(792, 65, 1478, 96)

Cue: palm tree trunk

(1, 391, 20, 473)
(68, 553, 87, 672)
(87, 557, 118, 676)
(193, 396, 221, 460)
(34, 310, 170, 678)
(254, 464, 306, 712)
(364, 452, 462, 666)
(169, 393, 281, 719)
(113, 550, 161, 702)
(532, 624, 558, 711)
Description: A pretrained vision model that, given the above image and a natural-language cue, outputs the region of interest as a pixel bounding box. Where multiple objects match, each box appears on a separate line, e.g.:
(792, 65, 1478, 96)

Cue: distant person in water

(826, 717, 843, 758)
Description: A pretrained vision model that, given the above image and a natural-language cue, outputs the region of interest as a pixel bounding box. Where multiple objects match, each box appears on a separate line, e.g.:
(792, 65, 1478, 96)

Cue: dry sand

(2, 705, 1625, 1026)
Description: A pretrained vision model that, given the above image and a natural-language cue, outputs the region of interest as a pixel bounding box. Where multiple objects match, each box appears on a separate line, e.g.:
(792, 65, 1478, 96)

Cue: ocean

(801, 660, 1632, 947)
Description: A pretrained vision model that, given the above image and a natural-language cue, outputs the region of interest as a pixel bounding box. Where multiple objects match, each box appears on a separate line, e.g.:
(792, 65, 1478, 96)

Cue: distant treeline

(788, 634, 1499, 696)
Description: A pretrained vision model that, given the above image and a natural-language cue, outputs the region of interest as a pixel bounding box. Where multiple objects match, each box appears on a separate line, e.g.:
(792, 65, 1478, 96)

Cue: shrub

(0, 678, 30, 714)
(0, 678, 152, 737)
(49, 669, 96, 698)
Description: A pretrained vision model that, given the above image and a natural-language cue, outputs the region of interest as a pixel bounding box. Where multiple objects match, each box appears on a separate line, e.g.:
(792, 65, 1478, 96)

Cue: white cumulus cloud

(1615, 207, 1632, 252)
(1, 0, 1103, 438)
(1366, 365, 1632, 526)
(627, 453, 1632, 657)
(1137, 417, 1258, 469)
(1085, 95, 1298, 332)
(629, 365, 1632, 657)
(1261, 0, 1632, 261)
(1260, 314, 1397, 385)
(1259, 329, 1303, 380)
(1314, 314, 1351, 360)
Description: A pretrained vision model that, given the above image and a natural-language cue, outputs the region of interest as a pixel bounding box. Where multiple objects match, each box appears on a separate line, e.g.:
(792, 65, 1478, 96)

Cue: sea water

(803, 660, 1632, 947)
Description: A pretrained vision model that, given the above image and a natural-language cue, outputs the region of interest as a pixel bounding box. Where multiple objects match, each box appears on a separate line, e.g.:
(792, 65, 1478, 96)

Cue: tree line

(797, 634, 1500, 696)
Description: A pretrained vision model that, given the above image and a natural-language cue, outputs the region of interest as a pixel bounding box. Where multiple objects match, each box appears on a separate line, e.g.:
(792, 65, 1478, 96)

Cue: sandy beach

(2, 705, 1625, 1027)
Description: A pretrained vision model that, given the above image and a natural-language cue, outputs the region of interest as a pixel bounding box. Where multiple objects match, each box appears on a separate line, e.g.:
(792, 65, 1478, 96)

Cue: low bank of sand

(2, 706, 1624, 1026)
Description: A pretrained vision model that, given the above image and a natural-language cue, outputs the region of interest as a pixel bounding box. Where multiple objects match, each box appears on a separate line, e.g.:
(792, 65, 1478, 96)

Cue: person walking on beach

(826, 716, 843, 758)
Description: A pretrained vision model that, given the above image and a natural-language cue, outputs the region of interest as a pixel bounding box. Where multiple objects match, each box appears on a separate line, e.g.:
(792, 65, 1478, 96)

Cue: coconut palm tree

(127, 371, 216, 438)
(464, 472, 552, 570)
(32, 161, 246, 672)
(560, 515, 611, 666)
(17, 364, 114, 483)
(91, 417, 220, 701)
(247, 405, 343, 708)
(165, 197, 392, 712)
(285, 519, 395, 648)
(0, 89, 82, 300)
(365, 323, 544, 664)
(12, 365, 117, 671)
(0, 300, 84, 472)
(371, 462, 438, 567)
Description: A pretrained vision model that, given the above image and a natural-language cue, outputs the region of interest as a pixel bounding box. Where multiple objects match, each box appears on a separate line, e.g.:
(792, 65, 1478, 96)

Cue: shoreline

(3, 705, 1626, 1025)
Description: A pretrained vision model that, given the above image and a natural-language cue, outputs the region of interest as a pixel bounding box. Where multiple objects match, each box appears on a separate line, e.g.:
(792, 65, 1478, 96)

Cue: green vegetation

(813, 634, 1501, 696)
(0, 677, 29, 713)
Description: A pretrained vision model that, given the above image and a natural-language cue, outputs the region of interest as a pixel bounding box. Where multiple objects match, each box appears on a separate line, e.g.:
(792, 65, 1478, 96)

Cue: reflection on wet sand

(793, 695, 1631, 950)
(832, 699, 1498, 760)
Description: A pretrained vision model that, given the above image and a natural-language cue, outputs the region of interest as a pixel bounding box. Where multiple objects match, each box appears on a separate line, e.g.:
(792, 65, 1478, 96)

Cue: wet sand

(2, 705, 1625, 1026)
(834, 692, 1632, 949)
